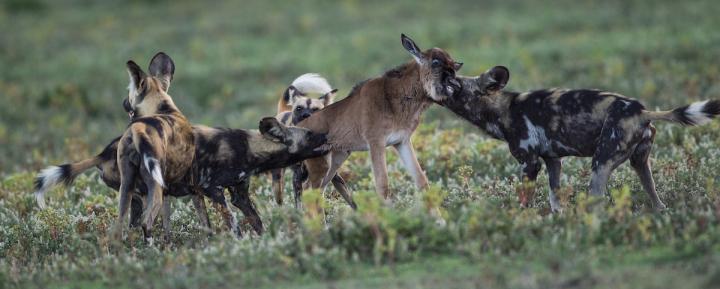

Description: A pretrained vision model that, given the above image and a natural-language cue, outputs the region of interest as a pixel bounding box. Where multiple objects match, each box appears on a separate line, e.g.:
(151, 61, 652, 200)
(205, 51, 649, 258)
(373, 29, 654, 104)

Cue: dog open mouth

(441, 70, 461, 97)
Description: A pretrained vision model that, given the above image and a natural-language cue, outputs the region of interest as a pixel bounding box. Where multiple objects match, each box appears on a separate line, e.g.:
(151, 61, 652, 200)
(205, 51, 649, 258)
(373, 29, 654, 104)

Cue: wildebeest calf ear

(127, 60, 147, 95)
(480, 66, 510, 92)
(320, 88, 337, 106)
(148, 52, 175, 92)
(401, 33, 424, 64)
(259, 117, 290, 141)
(454, 62, 464, 71)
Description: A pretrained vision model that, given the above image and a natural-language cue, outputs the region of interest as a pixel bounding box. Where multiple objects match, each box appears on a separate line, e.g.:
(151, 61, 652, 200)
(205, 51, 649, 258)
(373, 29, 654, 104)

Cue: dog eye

(295, 107, 302, 111)
(431, 58, 441, 67)
(312, 108, 319, 112)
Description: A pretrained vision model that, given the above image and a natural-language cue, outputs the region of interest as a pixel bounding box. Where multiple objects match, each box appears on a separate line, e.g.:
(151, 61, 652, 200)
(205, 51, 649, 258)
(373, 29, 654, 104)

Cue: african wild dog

(297, 34, 462, 201)
(34, 117, 329, 237)
(187, 117, 329, 234)
(114, 52, 196, 242)
(34, 136, 208, 234)
(271, 73, 355, 209)
(441, 66, 720, 212)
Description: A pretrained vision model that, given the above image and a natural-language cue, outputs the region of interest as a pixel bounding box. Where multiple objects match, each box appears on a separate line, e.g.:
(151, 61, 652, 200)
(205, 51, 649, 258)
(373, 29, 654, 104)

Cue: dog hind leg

(542, 157, 563, 213)
(629, 125, 666, 210)
(229, 180, 263, 235)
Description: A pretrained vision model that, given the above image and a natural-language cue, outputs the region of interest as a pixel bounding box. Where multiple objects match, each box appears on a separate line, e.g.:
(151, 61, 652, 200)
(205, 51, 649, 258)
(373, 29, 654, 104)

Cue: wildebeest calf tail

(643, 100, 720, 126)
(34, 156, 104, 209)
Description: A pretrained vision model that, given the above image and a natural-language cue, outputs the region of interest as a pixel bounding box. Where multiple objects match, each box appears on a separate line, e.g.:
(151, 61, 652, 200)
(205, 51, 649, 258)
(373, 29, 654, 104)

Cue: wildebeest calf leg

(369, 142, 391, 200)
(542, 157, 563, 213)
(629, 125, 666, 210)
(319, 150, 350, 191)
(319, 150, 357, 206)
(331, 174, 357, 210)
(229, 179, 263, 235)
(518, 157, 542, 208)
(394, 139, 429, 190)
(271, 168, 285, 206)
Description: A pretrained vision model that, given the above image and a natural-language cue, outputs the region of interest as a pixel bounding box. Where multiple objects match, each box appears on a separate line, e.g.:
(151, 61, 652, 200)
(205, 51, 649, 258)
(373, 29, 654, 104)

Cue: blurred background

(1, 0, 719, 174)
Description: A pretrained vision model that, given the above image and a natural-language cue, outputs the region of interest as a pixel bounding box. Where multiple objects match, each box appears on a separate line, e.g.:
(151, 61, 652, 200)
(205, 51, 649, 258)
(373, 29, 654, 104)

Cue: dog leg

(291, 163, 307, 209)
(394, 139, 429, 190)
(589, 118, 633, 198)
(630, 125, 666, 210)
(129, 194, 144, 228)
(369, 141, 391, 200)
(141, 171, 164, 245)
(161, 197, 172, 243)
(206, 187, 237, 236)
(271, 168, 284, 206)
(542, 157, 563, 213)
(518, 158, 542, 208)
(191, 193, 212, 234)
(113, 158, 136, 241)
(229, 180, 263, 235)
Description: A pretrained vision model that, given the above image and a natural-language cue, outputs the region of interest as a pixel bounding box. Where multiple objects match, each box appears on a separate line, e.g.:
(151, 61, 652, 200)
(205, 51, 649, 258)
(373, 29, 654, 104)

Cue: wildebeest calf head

(400, 34, 462, 101)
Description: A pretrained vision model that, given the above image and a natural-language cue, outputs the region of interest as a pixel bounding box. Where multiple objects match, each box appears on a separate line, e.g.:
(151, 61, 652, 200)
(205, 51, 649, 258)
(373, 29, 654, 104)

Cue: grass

(2, 0, 720, 288)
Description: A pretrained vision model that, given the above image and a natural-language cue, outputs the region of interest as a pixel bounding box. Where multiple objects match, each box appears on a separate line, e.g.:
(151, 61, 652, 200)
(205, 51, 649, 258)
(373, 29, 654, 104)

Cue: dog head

(472, 66, 510, 97)
(401, 33, 462, 101)
(287, 89, 337, 124)
(124, 52, 179, 118)
(259, 117, 328, 156)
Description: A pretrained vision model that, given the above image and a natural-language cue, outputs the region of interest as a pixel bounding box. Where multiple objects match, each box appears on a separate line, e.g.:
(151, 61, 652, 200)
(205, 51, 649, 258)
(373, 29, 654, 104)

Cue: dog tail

(133, 132, 165, 188)
(643, 100, 720, 126)
(34, 156, 103, 209)
(277, 73, 333, 113)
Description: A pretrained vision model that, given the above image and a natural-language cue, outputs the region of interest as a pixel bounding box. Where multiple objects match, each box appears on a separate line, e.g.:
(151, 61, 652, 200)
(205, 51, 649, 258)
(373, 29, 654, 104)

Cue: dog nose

(302, 112, 311, 119)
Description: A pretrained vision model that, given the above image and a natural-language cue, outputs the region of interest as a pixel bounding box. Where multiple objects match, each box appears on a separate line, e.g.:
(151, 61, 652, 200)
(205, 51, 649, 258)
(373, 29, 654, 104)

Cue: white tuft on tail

(685, 100, 713, 125)
(143, 154, 165, 188)
(35, 166, 63, 209)
(291, 73, 333, 95)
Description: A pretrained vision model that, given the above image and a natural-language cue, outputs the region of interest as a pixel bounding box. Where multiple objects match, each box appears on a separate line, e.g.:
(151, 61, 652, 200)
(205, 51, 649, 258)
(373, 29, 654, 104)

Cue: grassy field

(2, 0, 720, 288)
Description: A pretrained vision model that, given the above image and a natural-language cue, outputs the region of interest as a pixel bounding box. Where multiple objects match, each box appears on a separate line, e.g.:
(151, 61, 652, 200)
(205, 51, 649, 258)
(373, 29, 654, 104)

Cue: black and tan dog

(441, 66, 720, 212)
(113, 52, 195, 241)
(271, 73, 354, 209)
(34, 117, 329, 237)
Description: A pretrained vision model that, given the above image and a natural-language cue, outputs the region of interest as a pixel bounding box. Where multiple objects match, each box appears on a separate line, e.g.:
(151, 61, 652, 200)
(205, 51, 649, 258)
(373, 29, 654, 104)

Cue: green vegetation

(2, 0, 720, 288)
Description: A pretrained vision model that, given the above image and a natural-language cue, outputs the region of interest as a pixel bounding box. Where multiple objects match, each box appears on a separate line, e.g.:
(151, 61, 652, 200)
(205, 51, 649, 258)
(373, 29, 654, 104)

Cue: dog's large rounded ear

(401, 33, 424, 64)
(148, 52, 175, 92)
(320, 88, 337, 106)
(283, 86, 296, 106)
(480, 66, 510, 93)
(127, 60, 146, 96)
(259, 117, 289, 142)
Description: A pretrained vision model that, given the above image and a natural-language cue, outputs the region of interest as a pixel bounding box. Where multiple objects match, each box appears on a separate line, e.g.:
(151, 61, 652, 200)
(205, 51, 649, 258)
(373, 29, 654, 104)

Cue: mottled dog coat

(34, 118, 328, 236)
(115, 52, 196, 241)
(441, 66, 720, 212)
